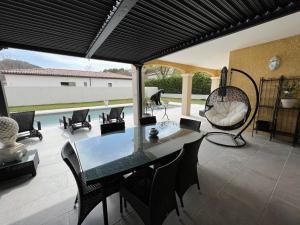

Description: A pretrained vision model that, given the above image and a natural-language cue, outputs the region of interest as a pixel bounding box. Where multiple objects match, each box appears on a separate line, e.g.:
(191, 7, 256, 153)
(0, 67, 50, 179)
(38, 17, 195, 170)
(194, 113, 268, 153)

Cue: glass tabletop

(75, 121, 203, 185)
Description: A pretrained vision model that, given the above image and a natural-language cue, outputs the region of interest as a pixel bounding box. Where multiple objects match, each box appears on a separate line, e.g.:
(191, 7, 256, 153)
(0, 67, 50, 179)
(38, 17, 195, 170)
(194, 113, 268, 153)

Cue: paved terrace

(0, 105, 299, 225)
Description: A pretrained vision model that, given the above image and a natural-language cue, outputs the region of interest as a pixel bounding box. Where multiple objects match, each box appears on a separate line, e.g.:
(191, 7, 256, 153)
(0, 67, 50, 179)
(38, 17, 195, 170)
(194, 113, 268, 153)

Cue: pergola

(0, 0, 299, 123)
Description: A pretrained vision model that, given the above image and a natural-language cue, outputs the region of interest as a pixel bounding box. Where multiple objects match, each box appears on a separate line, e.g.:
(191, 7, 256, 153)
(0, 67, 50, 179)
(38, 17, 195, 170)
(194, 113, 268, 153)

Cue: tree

(144, 65, 181, 79)
(103, 68, 131, 76)
(192, 72, 211, 94)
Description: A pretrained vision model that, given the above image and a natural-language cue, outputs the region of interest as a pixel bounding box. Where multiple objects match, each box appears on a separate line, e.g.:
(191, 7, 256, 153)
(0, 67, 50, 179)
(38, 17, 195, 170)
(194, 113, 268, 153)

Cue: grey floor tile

(260, 197, 300, 225)
(44, 213, 69, 225)
(272, 153, 300, 208)
(222, 169, 276, 213)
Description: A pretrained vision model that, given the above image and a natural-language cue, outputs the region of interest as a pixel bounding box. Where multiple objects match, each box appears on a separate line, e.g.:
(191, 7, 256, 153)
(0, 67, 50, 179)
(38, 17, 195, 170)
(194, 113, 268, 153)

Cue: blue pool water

(35, 105, 179, 127)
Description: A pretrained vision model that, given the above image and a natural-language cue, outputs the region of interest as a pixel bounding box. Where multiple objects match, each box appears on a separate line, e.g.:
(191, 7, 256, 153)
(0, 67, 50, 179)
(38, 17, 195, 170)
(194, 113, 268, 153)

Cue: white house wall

(3, 74, 132, 87)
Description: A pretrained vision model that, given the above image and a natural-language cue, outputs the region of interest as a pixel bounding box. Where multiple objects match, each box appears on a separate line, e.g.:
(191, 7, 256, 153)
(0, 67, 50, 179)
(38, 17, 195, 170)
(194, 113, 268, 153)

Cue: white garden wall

(4, 75, 132, 87)
(144, 87, 158, 98)
(5, 86, 133, 106)
(5, 86, 157, 107)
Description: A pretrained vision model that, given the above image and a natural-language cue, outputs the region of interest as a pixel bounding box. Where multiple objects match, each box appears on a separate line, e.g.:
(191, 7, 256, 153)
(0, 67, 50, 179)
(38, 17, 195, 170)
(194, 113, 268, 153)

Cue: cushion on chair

(205, 101, 248, 127)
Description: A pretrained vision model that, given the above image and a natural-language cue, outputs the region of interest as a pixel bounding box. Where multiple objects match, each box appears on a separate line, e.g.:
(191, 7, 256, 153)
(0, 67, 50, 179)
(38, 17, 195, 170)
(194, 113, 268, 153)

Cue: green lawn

(161, 97, 206, 105)
(9, 98, 206, 112)
(9, 99, 133, 112)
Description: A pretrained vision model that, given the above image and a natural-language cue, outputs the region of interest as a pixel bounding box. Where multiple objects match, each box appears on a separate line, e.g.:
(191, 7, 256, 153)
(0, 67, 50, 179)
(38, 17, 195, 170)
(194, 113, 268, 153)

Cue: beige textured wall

(228, 34, 300, 132)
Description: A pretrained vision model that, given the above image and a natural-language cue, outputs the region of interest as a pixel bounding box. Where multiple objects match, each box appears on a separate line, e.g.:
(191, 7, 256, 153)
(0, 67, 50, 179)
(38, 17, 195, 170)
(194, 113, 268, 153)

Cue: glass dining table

(75, 121, 204, 185)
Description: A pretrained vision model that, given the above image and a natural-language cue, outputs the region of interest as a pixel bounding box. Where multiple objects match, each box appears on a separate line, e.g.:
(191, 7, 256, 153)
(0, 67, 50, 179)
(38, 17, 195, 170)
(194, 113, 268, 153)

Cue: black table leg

(102, 198, 109, 225)
(119, 193, 123, 213)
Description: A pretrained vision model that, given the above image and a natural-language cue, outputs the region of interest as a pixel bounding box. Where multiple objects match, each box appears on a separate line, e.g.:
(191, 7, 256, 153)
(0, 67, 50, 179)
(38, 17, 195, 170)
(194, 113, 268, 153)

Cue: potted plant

(281, 81, 299, 108)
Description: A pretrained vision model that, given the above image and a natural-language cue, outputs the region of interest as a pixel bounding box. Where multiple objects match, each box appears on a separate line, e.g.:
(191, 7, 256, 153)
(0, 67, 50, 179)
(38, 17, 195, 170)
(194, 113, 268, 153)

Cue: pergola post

(0, 75, 9, 116)
(132, 64, 144, 125)
(181, 73, 193, 116)
(210, 76, 221, 92)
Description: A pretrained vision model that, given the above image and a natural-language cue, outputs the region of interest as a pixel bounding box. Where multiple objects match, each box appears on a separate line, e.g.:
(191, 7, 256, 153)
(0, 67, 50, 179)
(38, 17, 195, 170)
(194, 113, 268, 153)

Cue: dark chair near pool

(180, 118, 201, 132)
(61, 142, 124, 225)
(139, 116, 157, 125)
(101, 107, 124, 124)
(119, 149, 183, 225)
(59, 109, 91, 134)
(10, 111, 43, 141)
(101, 121, 125, 135)
(176, 137, 203, 207)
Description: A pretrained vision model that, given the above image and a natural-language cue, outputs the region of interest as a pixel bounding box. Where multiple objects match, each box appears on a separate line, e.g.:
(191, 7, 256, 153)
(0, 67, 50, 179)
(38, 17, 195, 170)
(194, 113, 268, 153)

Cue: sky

(0, 48, 131, 71)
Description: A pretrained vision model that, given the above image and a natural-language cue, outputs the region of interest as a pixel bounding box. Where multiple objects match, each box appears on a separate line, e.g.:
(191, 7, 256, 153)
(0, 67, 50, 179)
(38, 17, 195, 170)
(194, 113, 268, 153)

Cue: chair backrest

(139, 116, 157, 125)
(72, 109, 89, 123)
(176, 137, 203, 198)
(109, 107, 124, 120)
(149, 149, 183, 223)
(10, 111, 35, 133)
(180, 118, 201, 132)
(101, 121, 125, 135)
(61, 142, 84, 195)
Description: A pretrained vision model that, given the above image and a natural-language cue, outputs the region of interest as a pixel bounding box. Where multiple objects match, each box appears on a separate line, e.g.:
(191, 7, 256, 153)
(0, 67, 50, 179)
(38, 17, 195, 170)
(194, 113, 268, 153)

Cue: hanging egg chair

(203, 67, 259, 147)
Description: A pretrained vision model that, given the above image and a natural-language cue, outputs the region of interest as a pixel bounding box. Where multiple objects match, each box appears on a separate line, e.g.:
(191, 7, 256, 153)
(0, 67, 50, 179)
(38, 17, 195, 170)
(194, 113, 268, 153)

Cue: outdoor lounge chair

(101, 107, 124, 124)
(59, 109, 91, 134)
(10, 111, 43, 141)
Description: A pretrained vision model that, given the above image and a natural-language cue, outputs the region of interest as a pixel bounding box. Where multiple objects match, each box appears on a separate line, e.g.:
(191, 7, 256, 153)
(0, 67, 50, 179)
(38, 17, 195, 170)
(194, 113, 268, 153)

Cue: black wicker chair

(139, 116, 157, 125)
(179, 118, 201, 132)
(59, 109, 91, 134)
(101, 107, 124, 124)
(120, 149, 183, 225)
(61, 142, 123, 225)
(101, 121, 125, 135)
(10, 111, 42, 141)
(176, 138, 203, 208)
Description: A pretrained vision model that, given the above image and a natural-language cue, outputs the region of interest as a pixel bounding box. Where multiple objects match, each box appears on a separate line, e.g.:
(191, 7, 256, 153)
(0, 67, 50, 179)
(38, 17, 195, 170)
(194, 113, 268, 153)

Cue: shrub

(192, 72, 211, 94)
(145, 72, 211, 94)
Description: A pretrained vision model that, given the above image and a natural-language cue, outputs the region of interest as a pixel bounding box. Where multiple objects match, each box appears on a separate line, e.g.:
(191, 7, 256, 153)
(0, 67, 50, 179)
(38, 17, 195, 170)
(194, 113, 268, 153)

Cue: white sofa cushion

(205, 101, 248, 127)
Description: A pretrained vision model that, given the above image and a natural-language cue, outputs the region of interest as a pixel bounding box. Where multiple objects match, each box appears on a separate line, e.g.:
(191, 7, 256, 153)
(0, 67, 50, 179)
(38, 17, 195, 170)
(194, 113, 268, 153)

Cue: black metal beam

(86, 0, 138, 58)
(134, 64, 143, 124)
(0, 75, 9, 117)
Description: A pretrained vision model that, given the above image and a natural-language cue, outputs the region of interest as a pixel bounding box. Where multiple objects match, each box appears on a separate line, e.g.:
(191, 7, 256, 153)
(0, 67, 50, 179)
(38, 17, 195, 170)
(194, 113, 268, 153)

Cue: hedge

(145, 72, 211, 94)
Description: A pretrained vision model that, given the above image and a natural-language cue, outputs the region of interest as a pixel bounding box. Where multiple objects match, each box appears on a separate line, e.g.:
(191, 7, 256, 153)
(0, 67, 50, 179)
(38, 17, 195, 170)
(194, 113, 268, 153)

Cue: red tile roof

(0, 68, 132, 80)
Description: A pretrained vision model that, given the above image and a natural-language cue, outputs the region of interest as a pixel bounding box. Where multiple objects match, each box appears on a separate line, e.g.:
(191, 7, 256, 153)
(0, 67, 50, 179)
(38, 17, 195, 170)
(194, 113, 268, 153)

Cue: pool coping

(35, 102, 183, 115)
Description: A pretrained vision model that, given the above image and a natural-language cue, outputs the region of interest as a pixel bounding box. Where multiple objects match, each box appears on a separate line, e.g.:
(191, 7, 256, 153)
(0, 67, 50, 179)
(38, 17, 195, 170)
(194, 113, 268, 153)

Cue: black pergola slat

(0, 0, 299, 64)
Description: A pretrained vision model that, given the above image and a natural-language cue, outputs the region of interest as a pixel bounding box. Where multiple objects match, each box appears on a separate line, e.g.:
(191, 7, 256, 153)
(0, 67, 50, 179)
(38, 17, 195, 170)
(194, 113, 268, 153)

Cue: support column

(132, 64, 144, 126)
(181, 73, 193, 116)
(0, 75, 9, 116)
(210, 76, 220, 92)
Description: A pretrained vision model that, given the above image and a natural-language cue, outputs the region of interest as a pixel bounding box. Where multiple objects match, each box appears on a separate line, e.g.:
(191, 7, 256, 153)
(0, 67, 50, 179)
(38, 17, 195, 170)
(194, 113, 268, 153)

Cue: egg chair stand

(204, 68, 259, 148)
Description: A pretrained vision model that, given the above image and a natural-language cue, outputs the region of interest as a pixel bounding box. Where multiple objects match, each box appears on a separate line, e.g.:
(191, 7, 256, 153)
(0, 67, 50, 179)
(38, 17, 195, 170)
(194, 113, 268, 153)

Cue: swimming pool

(35, 105, 180, 127)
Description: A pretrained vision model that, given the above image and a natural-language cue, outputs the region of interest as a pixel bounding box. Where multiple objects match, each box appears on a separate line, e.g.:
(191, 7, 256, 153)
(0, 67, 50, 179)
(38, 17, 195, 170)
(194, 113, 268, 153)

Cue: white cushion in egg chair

(205, 101, 248, 127)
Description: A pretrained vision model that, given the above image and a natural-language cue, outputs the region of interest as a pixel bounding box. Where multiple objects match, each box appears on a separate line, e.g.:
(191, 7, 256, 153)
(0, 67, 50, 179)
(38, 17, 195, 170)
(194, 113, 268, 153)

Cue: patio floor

(0, 105, 299, 225)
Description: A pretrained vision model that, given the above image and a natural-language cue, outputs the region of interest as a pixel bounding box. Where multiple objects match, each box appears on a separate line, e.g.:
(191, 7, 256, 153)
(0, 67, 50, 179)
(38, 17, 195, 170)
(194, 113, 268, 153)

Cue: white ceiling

(160, 12, 300, 70)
